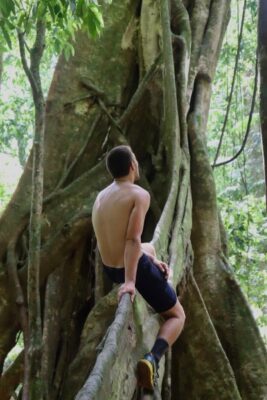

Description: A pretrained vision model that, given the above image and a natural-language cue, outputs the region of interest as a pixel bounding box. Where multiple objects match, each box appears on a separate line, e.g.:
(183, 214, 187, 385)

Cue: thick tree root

(172, 273, 242, 399)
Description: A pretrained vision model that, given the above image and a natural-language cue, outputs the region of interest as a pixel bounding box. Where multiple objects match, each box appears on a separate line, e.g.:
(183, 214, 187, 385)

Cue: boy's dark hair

(106, 145, 133, 178)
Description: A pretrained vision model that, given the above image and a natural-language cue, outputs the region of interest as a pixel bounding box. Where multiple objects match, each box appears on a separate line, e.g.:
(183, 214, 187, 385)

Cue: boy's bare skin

(92, 150, 185, 346)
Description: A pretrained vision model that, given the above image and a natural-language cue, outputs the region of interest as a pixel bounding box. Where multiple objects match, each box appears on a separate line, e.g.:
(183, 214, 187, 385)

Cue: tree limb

(17, 31, 39, 97)
(49, 111, 103, 196)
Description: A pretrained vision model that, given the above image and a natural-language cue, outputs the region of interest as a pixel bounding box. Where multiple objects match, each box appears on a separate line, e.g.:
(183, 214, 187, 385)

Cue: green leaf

(84, 5, 104, 37)
(62, 40, 74, 60)
(0, 41, 8, 52)
(0, 21, 12, 48)
(76, 0, 83, 18)
(31, 1, 38, 20)
(0, 0, 15, 17)
(47, 2, 56, 21)
(17, 12, 26, 29)
(36, 1, 47, 18)
(4, 17, 15, 30)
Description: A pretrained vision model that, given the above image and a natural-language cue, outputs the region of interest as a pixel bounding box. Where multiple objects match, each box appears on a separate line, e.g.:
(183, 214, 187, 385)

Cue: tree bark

(0, 0, 266, 399)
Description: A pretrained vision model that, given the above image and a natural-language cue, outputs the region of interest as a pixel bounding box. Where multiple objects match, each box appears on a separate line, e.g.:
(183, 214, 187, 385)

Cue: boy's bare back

(92, 181, 150, 267)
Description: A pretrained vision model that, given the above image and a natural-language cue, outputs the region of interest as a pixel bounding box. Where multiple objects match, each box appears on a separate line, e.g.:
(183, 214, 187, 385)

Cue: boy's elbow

(126, 237, 141, 245)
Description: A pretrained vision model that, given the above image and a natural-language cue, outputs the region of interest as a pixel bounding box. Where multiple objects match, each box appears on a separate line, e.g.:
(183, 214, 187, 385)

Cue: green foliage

(0, 43, 54, 164)
(208, 0, 258, 175)
(0, 96, 32, 164)
(0, 182, 9, 212)
(207, 0, 266, 335)
(0, 56, 34, 164)
(0, 153, 22, 212)
(0, 0, 110, 57)
(219, 196, 267, 329)
(0, 0, 112, 163)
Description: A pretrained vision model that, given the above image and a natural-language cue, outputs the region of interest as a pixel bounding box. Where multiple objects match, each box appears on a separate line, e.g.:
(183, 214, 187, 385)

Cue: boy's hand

(147, 254, 170, 279)
(118, 281, 136, 303)
(155, 259, 170, 279)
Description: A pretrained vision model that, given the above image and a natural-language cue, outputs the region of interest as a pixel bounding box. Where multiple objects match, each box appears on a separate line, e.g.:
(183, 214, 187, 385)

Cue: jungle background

(0, 0, 266, 398)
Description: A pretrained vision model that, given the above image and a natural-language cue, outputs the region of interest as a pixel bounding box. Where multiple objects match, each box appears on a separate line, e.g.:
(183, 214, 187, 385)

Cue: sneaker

(137, 352, 159, 390)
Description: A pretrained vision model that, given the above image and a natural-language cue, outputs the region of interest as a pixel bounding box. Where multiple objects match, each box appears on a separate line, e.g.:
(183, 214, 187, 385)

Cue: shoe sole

(136, 359, 154, 390)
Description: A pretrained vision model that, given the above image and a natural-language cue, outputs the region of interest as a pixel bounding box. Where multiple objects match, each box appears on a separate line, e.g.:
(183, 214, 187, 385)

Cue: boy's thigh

(136, 254, 177, 313)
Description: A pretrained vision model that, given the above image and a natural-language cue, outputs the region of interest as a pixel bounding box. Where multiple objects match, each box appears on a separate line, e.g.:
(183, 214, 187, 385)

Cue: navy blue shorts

(103, 253, 177, 313)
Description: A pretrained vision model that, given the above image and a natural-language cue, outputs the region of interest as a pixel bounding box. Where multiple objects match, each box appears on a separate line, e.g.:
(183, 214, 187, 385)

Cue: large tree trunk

(0, 1, 266, 399)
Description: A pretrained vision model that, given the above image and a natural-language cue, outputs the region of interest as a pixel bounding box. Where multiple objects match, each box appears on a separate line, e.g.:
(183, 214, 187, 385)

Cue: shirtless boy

(92, 145, 185, 390)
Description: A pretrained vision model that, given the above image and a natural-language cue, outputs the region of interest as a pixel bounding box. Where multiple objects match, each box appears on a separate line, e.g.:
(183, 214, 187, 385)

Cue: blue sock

(151, 337, 169, 364)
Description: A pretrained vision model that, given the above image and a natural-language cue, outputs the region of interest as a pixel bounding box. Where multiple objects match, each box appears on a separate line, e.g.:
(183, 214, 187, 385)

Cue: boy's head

(106, 145, 139, 180)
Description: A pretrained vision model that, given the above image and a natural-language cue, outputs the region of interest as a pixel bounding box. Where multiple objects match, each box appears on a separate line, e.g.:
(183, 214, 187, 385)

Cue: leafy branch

(0, 0, 107, 57)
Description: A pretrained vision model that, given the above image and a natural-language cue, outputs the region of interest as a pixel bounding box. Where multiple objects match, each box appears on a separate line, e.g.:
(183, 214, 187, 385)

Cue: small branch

(80, 55, 161, 148)
(17, 31, 39, 96)
(97, 98, 125, 136)
(79, 79, 127, 143)
(213, 53, 258, 168)
(30, 19, 46, 92)
(80, 77, 106, 98)
(43, 159, 106, 207)
(50, 112, 102, 195)
(78, 57, 160, 178)
(64, 94, 95, 106)
(18, 19, 45, 103)
(23, 39, 31, 54)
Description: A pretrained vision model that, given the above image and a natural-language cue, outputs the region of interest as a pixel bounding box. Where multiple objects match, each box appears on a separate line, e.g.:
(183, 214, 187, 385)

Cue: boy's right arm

(118, 190, 150, 302)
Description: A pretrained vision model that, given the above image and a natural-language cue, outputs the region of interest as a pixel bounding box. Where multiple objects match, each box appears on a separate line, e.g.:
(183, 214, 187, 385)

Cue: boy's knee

(161, 301, 186, 326)
(172, 303, 185, 321)
(178, 306, 186, 327)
